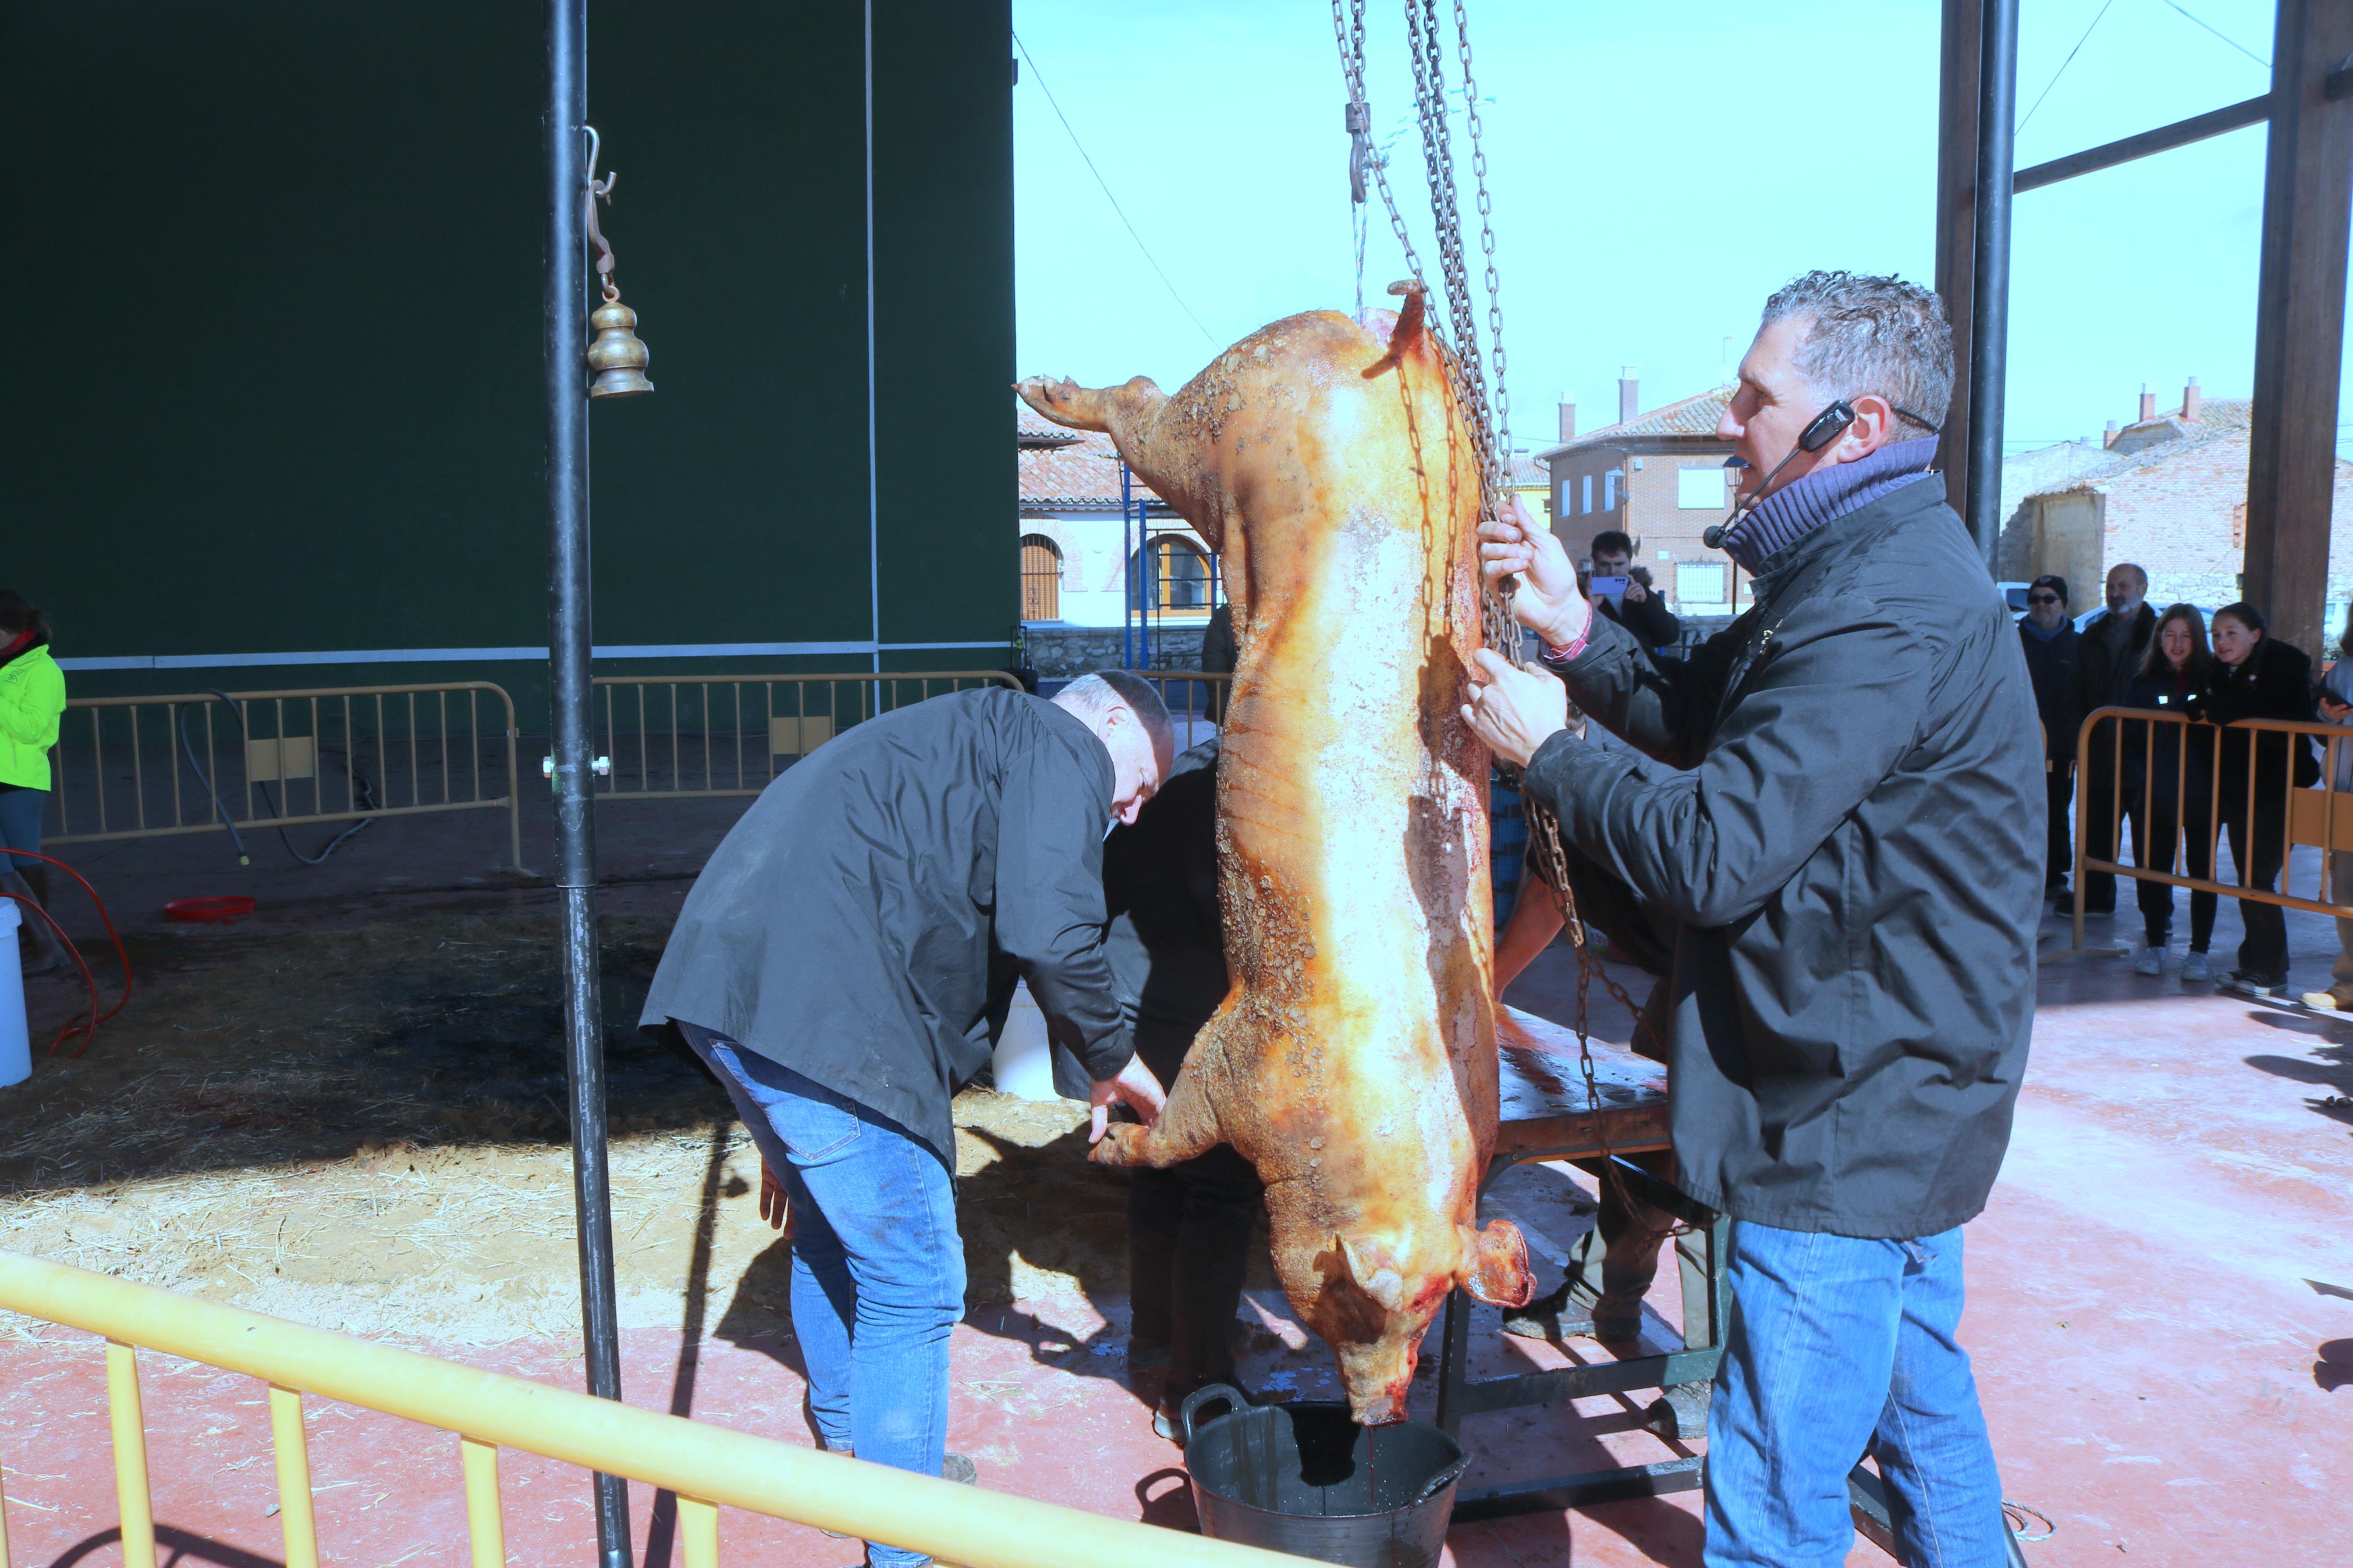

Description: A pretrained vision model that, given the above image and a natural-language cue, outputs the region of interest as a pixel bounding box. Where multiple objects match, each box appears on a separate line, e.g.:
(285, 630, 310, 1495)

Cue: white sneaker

(2133, 943, 2169, 976)
(2181, 951, 2212, 982)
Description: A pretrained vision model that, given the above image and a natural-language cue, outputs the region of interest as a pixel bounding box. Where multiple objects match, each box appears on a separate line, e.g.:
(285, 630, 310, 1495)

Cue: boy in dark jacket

(2018, 574, 2081, 902)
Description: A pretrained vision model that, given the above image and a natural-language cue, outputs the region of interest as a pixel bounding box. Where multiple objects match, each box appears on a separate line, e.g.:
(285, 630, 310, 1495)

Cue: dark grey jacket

(640, 687, 1132, 1164)
(1527, 475, 2042, 1238)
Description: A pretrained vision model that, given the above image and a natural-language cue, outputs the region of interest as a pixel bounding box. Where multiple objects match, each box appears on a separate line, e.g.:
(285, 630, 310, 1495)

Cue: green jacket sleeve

(0, 655, 66, 749)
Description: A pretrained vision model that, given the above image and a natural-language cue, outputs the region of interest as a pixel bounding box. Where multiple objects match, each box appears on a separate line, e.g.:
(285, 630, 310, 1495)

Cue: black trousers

(2080, 773, 2142, 912)
(2044, 762, 2075, 893)
(1128, 1143, 1263, 1406)
(2223, 801, 2290, 981)
(2135, 795, 2217, 952)
(1557, 1153, 1680, 1332)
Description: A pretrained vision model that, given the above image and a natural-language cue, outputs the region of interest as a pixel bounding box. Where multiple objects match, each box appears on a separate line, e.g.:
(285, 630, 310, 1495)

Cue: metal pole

(543, 4, 631, 1563)
(1121, 463, 1135, 670)
(1962, 0, 2017, 568)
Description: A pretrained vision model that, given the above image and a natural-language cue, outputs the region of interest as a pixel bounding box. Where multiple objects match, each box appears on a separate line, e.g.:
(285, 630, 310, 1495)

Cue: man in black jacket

(1466, 271, 2037, 1567)
(641, 673, 1171, 1568)
(2071, 564, 2157, 913)
(2017, 574, 2081, 902)
(1590, 528, 1683, 655)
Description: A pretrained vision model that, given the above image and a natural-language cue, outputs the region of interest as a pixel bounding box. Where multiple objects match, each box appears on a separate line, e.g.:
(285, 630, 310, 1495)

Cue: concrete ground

(1, 801, 2348, 1566)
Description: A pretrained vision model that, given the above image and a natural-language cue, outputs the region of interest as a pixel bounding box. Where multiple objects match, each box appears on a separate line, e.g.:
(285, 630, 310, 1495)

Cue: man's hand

(2322, 695, 2352, 724)
(758, 1159, 794, 1238)
(1463, 647, 1571, 769)
(1089, 1053, 1166, 1144)
(1622, 578, 1649, 604)
(1480, 495, 1589, 650)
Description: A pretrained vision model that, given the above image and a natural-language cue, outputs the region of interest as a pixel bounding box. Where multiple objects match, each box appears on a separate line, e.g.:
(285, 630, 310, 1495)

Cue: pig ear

(1458, 1219, 1536, 1309)
(1339, 1233, 1410, 1313)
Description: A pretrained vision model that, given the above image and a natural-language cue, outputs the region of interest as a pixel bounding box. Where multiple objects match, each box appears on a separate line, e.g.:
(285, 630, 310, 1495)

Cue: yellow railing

(44, 682, 523, 870)
(591, 670, 1023, 798)
(0, 1251, 1296, 1568)
(1135, 671, 1231, 739)
(2067, 706, 2353, 953)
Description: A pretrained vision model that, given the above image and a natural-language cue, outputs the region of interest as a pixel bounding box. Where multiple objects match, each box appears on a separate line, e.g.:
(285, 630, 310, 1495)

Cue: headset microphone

(1703, 400, 1858, 550)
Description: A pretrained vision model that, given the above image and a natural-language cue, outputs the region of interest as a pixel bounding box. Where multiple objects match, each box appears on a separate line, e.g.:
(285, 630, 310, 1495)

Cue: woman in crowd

(2205, 601, 2317, 996)
(2119, 605, 2217, 979)
(0, 589, 69, 970)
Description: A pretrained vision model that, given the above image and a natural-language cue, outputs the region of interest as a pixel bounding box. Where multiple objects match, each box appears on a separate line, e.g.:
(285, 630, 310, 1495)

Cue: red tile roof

(1018, 424, 1169, 511)
(1540, 387, 1736, 458)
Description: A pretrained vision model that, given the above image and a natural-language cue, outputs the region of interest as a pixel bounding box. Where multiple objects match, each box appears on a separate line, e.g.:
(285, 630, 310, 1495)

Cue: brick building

(1999, 382, 2353, 641)
(1536, 371, 1748, 615)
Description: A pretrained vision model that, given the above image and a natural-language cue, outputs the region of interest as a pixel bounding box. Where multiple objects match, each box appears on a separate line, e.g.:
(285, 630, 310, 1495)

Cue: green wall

(0, 1, 1017, 720)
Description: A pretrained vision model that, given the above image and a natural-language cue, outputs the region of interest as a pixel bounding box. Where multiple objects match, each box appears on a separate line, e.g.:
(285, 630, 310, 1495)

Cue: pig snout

(1333, 1313, 1438, 1425)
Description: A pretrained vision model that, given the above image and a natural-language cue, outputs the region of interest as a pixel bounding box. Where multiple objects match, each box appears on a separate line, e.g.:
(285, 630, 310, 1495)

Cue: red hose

(2, 848, 133, 1059)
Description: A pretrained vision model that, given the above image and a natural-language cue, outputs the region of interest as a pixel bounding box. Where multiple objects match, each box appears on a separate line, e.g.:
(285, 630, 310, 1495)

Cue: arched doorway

(1020, 533, 1063, 621)
(1135, 536, 1211, 613)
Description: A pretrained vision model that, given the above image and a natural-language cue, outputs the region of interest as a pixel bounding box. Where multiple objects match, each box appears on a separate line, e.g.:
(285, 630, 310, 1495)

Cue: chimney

(1558, 392, 1577, 444)
(2138, 382, 2156, 424)
(2182, 375, 2202, 422)
(1618, 365, 1639, 425)
(2103, 419, 2119, 448)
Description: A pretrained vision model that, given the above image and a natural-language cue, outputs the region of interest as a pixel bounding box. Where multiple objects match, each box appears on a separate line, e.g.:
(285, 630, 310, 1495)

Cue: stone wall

(1025, 623, 1208, 678)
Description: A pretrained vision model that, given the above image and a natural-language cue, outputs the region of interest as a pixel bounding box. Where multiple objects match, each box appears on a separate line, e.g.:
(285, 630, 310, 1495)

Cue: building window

(1677, 466, 1725, 509)
(1676, 561, 1729, 606)
(1020, 533, 1063, 621)
(1581, 474, 1593, 514)
(1134, 535, 1212, 613)
(1604, 471, 1619, 510)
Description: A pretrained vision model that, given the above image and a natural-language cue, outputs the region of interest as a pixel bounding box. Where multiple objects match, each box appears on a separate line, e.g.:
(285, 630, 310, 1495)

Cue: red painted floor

(4, 827, 2350, 1565)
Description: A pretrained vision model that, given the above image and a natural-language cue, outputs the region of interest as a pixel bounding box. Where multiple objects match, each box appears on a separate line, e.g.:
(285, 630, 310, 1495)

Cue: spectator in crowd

(2304, 655, 2353, 1011)
(2073, 563, 2157, 915)
(1198, 602, 1236, 675)
(2206, 602, 2317, 998)
(2118, 605, 2217, 980)
(1101, 734, 1261, 1437)
(1588, 529, 1681, 655)
(0, 589, 69, 972)
(2017, 574, 2081, 904)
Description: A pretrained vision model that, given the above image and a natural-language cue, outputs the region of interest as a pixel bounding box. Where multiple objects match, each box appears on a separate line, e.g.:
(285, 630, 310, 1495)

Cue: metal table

(1439, 1007, 1726, 1519)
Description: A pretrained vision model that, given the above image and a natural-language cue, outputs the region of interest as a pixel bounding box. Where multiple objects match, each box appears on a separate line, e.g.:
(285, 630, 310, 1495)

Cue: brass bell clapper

(583, 127, 652, 399)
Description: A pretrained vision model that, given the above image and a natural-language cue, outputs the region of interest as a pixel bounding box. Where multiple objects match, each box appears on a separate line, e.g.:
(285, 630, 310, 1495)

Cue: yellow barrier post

(1, 1431, 13, 1568)
(104, 1339, 158, 1568)
(680, 1495, 720, 1568)
(461, 1437, 506, 1568)
(269, 1384, 321, 1568)
(0, 1252, 1297, 1568)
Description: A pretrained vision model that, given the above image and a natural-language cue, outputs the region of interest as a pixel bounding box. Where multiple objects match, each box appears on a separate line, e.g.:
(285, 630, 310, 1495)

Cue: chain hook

(583, 123, 620, 303)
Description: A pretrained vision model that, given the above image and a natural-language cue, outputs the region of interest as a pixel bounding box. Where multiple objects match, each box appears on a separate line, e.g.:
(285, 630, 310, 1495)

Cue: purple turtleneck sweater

(1717, 436, 1942, 575)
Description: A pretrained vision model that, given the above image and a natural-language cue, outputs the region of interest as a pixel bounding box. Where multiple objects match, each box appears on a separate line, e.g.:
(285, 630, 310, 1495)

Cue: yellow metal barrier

(45, 682, 524, 870)
(2067, 706, 2353, 955)
(1137, 671, 1232, 742)
(0, 1251, 1297, 1568)
(592, 671, 1023, 798)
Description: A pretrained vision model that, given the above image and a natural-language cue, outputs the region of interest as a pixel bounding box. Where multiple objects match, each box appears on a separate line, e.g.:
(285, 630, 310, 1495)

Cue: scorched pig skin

(1016, 284, 1534, 1424)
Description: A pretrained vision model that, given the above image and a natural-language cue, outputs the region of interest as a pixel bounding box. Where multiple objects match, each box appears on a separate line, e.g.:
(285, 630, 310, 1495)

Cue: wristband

(1540, 623, 1590, 664)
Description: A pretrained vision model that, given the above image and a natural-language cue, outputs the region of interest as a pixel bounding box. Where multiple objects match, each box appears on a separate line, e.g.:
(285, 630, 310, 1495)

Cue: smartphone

(1589, 574, 1628, 608)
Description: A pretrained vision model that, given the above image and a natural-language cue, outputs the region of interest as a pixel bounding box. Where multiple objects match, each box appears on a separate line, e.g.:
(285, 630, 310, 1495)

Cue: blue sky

(1011, 0, 2325, 457)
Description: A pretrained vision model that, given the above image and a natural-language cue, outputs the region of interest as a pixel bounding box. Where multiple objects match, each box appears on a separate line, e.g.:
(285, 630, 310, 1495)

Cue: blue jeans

(1706, 1221, 2008, 1568)
(678, 1022, 961, 1568)
(0, 787, 44, 865)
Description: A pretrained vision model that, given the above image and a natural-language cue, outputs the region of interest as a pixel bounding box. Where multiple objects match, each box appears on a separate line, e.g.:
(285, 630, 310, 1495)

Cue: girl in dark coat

(2205, 602, 2317, 993)
(2117, 605, 2217, 978)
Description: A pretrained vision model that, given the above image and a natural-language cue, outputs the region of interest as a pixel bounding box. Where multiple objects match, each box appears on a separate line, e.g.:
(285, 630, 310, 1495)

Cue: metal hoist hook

(580, 123, 653, 398)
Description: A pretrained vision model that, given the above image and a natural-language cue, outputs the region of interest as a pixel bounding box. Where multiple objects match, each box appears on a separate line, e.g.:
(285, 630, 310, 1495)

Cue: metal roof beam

(2014, 95, 2272, 194)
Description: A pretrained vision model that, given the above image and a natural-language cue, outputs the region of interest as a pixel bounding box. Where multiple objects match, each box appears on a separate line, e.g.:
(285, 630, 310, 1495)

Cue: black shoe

(2220, 969, 2288, 999)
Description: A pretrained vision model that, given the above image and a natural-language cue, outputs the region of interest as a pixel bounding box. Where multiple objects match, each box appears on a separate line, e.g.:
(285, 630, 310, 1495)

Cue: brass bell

(587, 289, 654, 399)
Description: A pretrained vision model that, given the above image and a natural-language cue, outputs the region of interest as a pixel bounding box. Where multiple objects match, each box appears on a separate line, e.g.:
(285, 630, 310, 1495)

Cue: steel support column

(1960, 0, 2017, 570)
(1933, 0, 1982, 522)
(543, 3, 631, 1563)
(2243, 0, 2353, 657)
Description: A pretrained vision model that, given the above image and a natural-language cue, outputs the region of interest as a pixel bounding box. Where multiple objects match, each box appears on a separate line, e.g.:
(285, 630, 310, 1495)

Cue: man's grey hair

(1059, 670, 1174, 752)
(1759, 271, 1954, 432)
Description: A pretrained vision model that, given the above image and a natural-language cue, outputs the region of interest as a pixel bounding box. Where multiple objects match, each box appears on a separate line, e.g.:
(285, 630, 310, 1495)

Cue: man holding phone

(1587, 528, 1681, 656)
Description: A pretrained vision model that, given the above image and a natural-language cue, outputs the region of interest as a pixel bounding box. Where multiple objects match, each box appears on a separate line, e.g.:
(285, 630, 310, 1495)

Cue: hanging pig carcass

(1016, 284, 1533, 1424)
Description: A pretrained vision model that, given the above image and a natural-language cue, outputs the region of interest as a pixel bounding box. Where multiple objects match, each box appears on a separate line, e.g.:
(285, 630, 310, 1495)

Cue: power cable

(2155, 0, 2270, 70)
(1012, 31, 1216, 344)
(2018, 0, 2117, 134)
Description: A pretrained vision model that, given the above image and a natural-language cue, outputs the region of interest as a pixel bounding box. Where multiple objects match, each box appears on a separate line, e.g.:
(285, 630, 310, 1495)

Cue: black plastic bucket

(1179, 1384, 1470, 1568)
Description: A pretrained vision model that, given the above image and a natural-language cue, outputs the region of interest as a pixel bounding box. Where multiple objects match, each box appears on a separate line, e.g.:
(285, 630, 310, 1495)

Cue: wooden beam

(2014, 95, 2272, 193)
(2244, 0, 2353, 657)
(1935, 0, 1983, 527)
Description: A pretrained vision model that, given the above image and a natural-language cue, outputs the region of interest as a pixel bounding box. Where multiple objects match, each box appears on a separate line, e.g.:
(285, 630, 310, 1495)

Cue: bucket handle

(1410, 1452, 1474, 1506)
(1177, 1382, 1250, 1450)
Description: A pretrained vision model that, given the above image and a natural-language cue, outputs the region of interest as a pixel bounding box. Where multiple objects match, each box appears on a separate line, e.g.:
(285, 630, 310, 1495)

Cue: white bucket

(0, 900, 29, 1089)
(990, 980, 1062, 1101)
